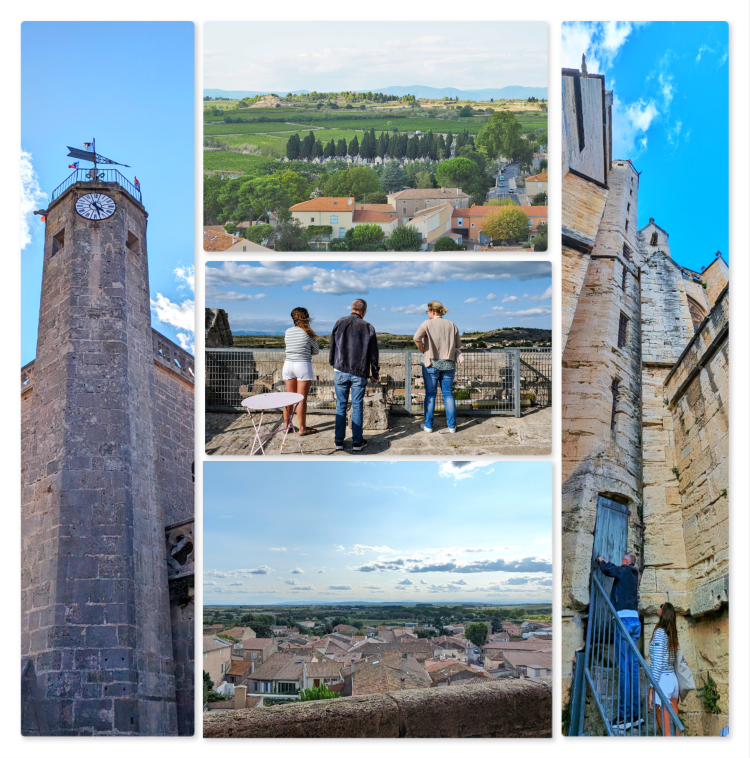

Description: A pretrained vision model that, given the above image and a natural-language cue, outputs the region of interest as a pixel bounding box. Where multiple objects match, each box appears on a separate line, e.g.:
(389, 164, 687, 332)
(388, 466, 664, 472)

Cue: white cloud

(175, 264, 194, 292)
(612, 95, 658, 159)
(291, 585, 314, 591)
(397, 578, 415, 586)
(502, 307, 552, 319)
(464, 297, 479, 303)
(284, 579, 300, 586)
(328, 584, 352, 590)
(438, 461, 495, 481)
(349, 544, 396, 555)
(502, 295, 520, 303)
(561, 21, 640, 74)
(529, 286, 552, 302)
(290, 567, 305, 574)
(21, 151, 47, 251)
(486, 293, 497, 301)
(318, 569, 325, 574)
(269, 547, 287, 552)
(334, 545, 345, 552)
(228, 581, 244, 586)
(391, 304, 428, 314)
(364, 583, 383, 590)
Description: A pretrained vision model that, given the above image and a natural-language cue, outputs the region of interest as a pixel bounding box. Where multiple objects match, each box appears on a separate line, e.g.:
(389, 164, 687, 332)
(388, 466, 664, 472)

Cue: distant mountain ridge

(204, 85, 548, 100)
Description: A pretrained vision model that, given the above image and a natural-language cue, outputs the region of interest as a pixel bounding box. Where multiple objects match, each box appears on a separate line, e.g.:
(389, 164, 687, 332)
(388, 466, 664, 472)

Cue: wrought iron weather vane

(66, 142, 130, 172)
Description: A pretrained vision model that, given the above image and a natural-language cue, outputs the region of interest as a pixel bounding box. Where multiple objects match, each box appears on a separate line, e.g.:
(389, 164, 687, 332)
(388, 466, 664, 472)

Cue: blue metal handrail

(51, 168, 142, 203)
(575, 572, 684, 736)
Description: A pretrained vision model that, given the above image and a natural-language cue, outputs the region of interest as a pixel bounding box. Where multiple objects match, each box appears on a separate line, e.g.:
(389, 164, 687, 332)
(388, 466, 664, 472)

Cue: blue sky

(204, 461, 552, 605)
(204, 22, 547, 92)
(21, 22, 195, 365)
(205, 261, 552, 335)
(562, 21, 728, 271)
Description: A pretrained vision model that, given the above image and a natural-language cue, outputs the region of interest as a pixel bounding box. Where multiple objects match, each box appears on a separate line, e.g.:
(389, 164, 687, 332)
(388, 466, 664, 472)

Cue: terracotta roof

(242, 637, 275, 650)
(223, 627, 254, 638)
(248, 653, 299, 681)
(525, 173, 548, 182)
(483, 640, 552, 652)
(227, 660, 253, 677)
(352, 209, 396, 223)
(203, 636, 232, 654)
(502, 651, 553, 670)
(289, 197, 355, 212)
(304, 660, 345, 679)
(351, 652, 431, 696)
(203, 229, 242, 252)
(357, 203, 396, 214)
(412, 202, 453, 218)
(390, 188, 469, 200)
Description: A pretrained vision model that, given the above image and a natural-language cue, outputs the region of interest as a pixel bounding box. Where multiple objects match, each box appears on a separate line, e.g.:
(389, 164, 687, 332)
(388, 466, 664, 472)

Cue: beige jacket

(413, 318, 463, 367)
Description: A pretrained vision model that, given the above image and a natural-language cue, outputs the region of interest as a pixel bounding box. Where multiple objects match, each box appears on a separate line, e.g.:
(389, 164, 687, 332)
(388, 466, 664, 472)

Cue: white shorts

(282, 360, 314, 381)
(654, 671, 679, 706)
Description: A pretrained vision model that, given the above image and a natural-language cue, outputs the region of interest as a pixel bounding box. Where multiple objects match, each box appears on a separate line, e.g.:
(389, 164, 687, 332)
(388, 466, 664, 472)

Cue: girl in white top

(648, 601, 682, 736)
(282, 307, 320, 435)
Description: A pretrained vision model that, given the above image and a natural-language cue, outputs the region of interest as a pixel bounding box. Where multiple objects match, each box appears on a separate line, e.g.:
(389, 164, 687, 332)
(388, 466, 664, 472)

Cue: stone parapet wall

(203, 678, 551, 738)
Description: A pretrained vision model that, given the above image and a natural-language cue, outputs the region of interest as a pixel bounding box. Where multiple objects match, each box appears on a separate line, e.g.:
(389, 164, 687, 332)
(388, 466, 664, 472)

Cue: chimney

(234, 684, 247, 710)
(250, 660, 255, 674)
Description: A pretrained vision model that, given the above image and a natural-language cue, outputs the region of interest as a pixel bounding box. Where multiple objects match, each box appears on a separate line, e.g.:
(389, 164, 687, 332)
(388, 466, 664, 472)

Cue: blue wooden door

(592, 496, 630, 597)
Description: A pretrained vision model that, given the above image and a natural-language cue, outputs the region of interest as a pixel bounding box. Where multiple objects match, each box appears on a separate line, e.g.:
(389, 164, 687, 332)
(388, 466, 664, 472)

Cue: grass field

(203, 151, 272, 172)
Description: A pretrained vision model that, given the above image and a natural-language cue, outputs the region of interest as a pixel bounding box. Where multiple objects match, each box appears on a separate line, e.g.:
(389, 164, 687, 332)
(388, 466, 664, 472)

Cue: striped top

(649, 628, 676, 682)
(285, 326, 320, 362)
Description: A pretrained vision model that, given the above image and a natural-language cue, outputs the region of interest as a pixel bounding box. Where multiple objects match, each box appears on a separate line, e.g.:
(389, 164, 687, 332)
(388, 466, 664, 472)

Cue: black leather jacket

(329, 313, 379, 380)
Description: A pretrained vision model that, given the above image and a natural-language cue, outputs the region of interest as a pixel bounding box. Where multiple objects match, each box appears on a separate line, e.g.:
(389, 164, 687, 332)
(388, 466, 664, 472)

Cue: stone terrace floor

(205, 407, 552, 457)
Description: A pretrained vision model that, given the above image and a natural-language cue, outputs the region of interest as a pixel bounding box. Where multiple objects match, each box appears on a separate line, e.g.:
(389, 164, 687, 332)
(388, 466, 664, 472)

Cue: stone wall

(203, 678, 551, 738)
(205, 308, 234, 347)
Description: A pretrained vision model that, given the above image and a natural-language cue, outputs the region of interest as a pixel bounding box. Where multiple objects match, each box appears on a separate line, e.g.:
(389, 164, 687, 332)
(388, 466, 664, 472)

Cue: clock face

(75, 193, 116, 220)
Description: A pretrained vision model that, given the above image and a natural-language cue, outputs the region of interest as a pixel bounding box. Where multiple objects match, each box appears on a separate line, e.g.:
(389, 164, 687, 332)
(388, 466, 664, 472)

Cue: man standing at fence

(329, 299, 379, 452)
(596, 553, 642, 731)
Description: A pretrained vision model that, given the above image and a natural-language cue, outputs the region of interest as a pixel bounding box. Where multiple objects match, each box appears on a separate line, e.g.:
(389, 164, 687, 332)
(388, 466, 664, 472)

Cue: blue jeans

(334, 372, 368, 445)
(422, 366, 456, 430)
(615, 616, 641, 722)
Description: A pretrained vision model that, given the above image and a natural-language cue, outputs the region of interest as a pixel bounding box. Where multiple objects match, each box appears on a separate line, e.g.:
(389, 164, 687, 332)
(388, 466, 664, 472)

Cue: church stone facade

(561, 66, 729, 735)
(21, 171, 195, 735)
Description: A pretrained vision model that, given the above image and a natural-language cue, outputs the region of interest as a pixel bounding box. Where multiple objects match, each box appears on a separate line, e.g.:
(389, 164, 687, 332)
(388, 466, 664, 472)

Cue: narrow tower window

(623, 244, 631, 261)
(625, 219, 629, 231)
(650, 232, 658, 245)
(617, 312, 629, 348)
(126, 231, 140, 254)
(611, 379, 620, 430)
(621, 267, 627, 291)
(52, 229, 65, 256)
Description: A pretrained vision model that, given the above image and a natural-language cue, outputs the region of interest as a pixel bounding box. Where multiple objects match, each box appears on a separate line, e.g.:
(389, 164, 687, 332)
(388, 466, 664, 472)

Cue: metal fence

(205, 348, 551, 417)
(51, 168, 142, 203)
(568, 573, 684, 737)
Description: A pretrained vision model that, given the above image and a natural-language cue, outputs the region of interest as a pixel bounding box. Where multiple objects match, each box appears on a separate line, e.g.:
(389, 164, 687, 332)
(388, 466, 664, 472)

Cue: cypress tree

(348, 134, 359, 156)
(336, 138, 347, 157)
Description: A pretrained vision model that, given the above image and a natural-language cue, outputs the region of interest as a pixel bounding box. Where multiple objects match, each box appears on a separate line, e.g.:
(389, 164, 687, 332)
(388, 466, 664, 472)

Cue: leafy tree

(274, 219, 309, 251)
(531, 191, 548, 206)
(406, 136, 418, 160)
(483, 206, 531, 243)
(245, 224, 274, 246)
(351, 223, 385, 246)
(476, 112, 523, 162)
(536, 222, 548, 237)
(457, 105, 473, 117)
(533, 235, 548, 252)
(539, 158, 548, 171)
(321, 167, 382, 202)
(276, 169, 310, 206)
(348, 134, 359, 157)
(362, 191, 388, 205)
(415, 170, 433, 189)
(466, 622, 489, 648)
(434, 235, 462, 251)
(336, 139, 348, 157)
(324, 139, 336, 159)
(487, 197, 515, 206)
(388, 225, 423, 251)
(203, 671, 230, 703)
(380, 160, 410, 193)
(299, 683, 341, 701)
(435, 156, 479, 191)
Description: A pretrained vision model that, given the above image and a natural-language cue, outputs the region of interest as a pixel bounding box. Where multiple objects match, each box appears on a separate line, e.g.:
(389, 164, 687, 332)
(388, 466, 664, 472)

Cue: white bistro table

(240, 392, 305, 456)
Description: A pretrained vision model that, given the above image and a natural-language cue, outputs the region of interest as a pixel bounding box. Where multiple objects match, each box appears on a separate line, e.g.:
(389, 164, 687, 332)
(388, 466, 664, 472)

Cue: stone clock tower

(21, 165, 194, 735)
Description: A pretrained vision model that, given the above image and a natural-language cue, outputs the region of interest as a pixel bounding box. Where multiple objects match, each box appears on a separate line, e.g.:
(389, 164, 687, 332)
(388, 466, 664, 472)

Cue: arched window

(687, 296, 706, 332)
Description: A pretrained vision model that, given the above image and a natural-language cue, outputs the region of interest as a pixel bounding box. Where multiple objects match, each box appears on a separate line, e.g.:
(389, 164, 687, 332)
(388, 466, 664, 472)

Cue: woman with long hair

(282, 307, 320, 436)
(648, 601, 682, 736)
(413, 300, 463, 434)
